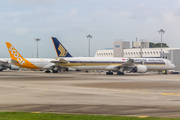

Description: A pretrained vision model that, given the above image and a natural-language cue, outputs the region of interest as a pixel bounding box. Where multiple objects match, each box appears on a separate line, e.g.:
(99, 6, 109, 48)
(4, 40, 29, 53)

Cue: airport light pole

(87, 34, 92, 57)
(140, 39, 143, 58)
(34, 38, 41, 58)
(158, 29, 165, 58)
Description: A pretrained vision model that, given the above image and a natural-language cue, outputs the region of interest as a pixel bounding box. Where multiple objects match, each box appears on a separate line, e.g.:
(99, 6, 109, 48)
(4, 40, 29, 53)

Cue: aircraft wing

(58, 58, 68, 64)
(51, 58, 68, 64)
(121, 58, 135, 68)
(50, 58, 76, 71)
(115, 58, 135, 70)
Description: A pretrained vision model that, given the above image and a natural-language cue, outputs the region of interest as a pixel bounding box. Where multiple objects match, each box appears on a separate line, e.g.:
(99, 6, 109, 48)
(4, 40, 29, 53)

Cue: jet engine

(9, 65, 19, 70)
(133, 65, 147, 73)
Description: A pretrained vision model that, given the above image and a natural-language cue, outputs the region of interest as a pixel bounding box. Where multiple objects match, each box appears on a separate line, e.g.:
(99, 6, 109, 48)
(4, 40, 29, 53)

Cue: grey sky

(0, 0, 180, 58)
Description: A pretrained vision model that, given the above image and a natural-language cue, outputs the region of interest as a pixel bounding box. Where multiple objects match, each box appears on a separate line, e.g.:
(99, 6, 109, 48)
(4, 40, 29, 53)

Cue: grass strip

(0, 112, 179, 120)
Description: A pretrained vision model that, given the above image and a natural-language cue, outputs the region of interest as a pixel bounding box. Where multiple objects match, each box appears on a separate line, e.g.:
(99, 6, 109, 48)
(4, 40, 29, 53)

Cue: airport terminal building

(95, 41, 180, 71)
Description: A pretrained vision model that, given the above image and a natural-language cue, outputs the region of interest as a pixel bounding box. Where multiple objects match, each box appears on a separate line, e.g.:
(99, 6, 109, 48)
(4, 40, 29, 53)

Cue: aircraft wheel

(45, 70, 51, 73)
(117, 71, 124, 75)
(106, 71, 113, 75)
(52, 70, 58, 73)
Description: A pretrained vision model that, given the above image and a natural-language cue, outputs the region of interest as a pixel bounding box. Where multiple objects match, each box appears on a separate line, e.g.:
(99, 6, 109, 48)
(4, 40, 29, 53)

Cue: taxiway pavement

(0, 71, 180, 117)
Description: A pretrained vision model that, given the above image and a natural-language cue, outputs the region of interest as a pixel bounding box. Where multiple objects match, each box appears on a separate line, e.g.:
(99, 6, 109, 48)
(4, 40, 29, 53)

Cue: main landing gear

(45, 71, 51, 73)
(106, 71, 125, 75)
(117, 71, 124, 75)
(45, 70, 58, 73)
(52, 70, 58, 73)
(106, 71, 113, 75)
(45, 69, 51, 73)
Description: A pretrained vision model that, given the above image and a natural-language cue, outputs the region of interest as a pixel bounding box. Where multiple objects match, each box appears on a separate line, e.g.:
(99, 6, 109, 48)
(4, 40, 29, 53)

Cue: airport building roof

(95, 47, 180, 58)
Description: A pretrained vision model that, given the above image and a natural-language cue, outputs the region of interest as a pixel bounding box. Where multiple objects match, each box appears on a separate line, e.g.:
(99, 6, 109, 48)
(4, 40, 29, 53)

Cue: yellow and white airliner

(51, 37, 175, 75)
(6, 42, 61, 73)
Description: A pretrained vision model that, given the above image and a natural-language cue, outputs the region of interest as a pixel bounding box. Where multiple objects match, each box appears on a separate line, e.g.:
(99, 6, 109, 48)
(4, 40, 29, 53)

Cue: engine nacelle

(10, 65, 20, 70)
(134, 65, 147, 73)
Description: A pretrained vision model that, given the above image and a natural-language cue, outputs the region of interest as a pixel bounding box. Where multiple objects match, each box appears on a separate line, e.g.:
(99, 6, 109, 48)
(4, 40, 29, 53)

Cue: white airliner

(51, 37, 175, 75)
(0, 58, 19, 71)
(5, 42, 62, 73)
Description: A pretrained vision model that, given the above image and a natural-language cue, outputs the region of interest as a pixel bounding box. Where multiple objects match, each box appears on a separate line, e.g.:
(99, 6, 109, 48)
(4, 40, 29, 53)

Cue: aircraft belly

(71, 66, 107, 70)
(35, 64, 43, 68)
(146, 65, 167, 70)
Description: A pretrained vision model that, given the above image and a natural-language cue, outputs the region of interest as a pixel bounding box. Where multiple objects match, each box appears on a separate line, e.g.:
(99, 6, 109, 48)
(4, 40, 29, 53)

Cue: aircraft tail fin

(6, 42, 26, 66)
(5, 42, 38, 69)
(51, 37, 72, 57)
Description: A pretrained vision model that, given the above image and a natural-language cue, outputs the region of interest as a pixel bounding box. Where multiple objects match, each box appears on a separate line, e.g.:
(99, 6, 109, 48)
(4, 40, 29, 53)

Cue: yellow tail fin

(6, 42, 25, 66)
(5, 42, 39, 69)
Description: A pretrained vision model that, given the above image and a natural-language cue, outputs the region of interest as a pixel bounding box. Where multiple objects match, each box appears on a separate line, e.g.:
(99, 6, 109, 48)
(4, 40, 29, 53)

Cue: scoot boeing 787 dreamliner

(6, 42, 62, 73)
(51, 37, 175, 75)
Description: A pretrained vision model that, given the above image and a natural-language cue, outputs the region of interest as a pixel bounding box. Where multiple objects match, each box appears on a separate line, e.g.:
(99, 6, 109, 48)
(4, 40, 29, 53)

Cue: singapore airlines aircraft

(5, 42, 63, 73)
(0, 58, 19, 71)
(51, 37, 175, 75)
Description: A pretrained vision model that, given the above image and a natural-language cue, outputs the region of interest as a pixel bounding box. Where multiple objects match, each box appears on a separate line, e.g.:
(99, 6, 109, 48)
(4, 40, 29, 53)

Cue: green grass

(0, 112, 179, 120)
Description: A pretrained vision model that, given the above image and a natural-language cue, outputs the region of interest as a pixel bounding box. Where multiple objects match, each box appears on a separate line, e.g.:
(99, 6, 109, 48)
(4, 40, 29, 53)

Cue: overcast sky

(1, 0, 180, 58)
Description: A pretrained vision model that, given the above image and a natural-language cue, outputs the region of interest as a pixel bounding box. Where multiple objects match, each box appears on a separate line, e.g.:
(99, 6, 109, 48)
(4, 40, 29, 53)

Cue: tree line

(149, 42, 169, 48)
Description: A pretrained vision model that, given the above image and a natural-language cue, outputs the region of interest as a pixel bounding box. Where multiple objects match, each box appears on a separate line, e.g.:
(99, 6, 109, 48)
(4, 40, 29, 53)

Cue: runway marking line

(162, 93, 180, 95)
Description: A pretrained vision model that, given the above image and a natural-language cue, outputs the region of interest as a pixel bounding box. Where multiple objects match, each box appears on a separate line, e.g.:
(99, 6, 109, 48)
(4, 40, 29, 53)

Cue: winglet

(51, 37, 72, 57)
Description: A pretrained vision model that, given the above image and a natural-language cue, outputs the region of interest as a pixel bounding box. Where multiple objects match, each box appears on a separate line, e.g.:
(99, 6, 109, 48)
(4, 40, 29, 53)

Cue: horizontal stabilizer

(11, 59, 19, 65)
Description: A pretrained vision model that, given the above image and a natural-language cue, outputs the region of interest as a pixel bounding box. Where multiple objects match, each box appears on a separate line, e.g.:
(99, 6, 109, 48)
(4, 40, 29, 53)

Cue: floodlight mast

(87, 34, 92, 57)
(158, 29, 165, 58)
(34, 38, 41, 58)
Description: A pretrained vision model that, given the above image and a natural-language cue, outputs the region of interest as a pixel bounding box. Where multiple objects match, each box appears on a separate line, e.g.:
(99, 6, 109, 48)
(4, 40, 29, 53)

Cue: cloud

(1, 0, 180, 57)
